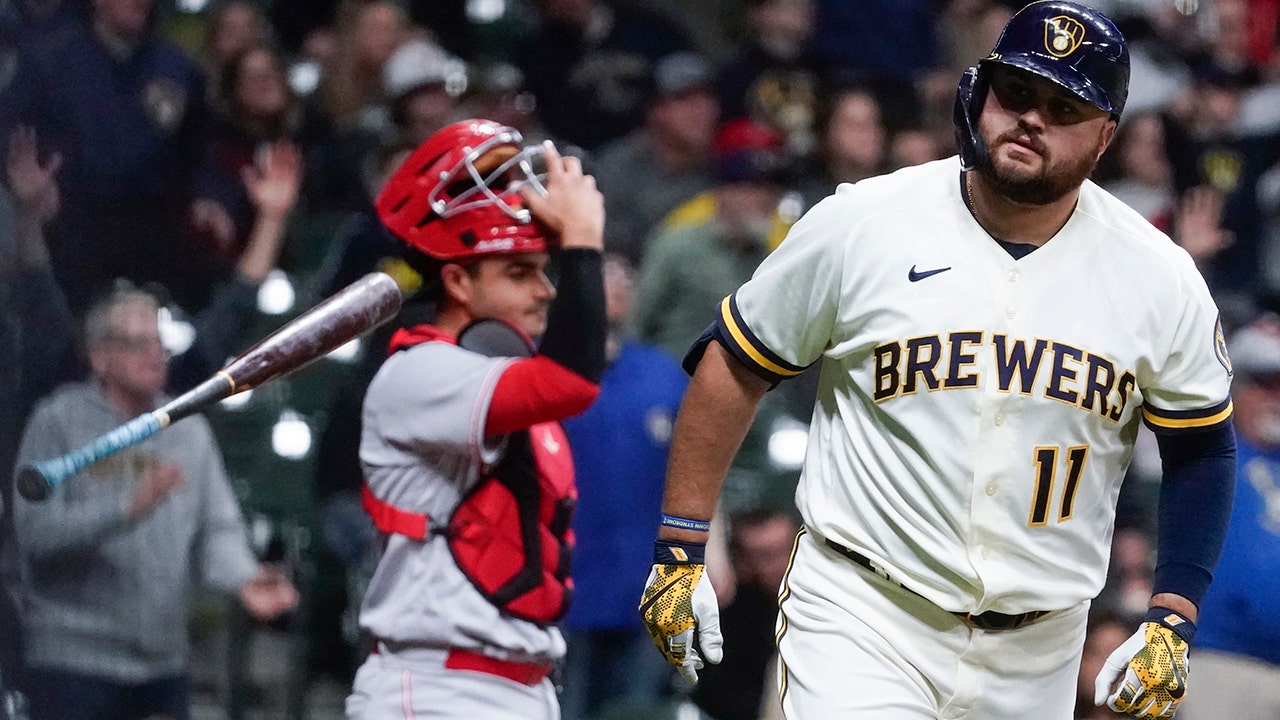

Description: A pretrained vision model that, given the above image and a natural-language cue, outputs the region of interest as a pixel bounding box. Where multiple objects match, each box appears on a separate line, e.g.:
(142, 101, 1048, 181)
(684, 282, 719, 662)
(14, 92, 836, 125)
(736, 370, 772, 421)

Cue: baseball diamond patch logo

(1044, 16, 1085, 57)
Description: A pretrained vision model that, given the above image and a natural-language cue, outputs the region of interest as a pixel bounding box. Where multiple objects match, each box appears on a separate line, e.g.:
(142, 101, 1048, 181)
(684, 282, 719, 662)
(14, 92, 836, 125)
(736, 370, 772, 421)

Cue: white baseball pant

(776, 530, 1089, 719)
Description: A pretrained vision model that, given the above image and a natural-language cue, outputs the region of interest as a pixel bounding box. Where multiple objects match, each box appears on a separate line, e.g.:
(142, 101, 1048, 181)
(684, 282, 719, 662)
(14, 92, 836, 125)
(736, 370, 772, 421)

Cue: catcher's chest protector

(362, 421, 577, 624)
(448, 422, 576, 624)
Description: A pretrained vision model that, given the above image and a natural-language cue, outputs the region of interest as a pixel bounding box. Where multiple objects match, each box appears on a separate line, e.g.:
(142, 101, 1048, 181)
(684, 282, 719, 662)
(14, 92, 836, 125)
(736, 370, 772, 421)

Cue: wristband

(654, 539, 706, 565)
(1146, 606, 1196, 644)
(660, 513, 712, 532)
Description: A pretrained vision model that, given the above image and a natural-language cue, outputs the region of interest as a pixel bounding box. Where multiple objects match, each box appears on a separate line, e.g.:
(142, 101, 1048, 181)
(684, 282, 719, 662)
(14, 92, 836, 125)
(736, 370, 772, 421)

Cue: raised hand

(518, 140, 604, 251)
(242, 141, 303, 220)
(6, 125, 62, 222)
(1173, 185, 1232, 265)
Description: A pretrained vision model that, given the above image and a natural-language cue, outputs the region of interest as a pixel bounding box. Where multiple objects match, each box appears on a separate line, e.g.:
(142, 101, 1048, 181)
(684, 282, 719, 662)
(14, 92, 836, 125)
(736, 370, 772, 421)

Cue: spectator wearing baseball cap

(382, 38, 468, 146)
(592, 52, 720, 265)
(1179, 315, 1280, 720)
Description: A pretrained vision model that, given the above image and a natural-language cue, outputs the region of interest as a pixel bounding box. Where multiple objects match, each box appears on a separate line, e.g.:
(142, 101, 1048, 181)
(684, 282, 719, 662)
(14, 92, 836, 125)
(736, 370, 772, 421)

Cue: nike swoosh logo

(1160, 634, 1187, 700)
(639, 575, 686, 616)
(908, 265, 952, 282)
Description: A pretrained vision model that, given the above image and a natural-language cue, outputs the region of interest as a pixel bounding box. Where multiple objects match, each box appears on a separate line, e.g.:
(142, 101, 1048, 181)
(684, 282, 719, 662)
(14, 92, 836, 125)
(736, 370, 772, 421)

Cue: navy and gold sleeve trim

(708, 295, 807, 384)
(1142, 397, 1233, 434)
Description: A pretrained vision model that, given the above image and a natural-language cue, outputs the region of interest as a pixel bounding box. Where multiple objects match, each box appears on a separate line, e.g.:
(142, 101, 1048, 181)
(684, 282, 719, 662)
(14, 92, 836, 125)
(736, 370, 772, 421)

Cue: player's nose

(536, 271, 556, 300)
(1017, 105, 1048, 131)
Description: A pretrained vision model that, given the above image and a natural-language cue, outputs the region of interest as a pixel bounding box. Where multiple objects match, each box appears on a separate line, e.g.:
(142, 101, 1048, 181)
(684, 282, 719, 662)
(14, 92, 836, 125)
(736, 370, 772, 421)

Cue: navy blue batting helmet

(954, 0, 1130, 169)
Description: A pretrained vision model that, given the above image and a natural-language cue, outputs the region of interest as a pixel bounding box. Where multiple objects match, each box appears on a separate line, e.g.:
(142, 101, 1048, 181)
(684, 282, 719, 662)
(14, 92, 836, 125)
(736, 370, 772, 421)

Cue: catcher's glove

(638, 540, 723, 684)
(1094, 608, 1195, 719)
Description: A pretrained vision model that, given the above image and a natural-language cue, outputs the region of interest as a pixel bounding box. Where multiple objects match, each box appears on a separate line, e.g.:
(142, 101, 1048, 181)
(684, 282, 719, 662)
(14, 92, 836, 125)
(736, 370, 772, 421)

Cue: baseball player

(638, 3, 1237, 719)
(345, 119, 606, 720)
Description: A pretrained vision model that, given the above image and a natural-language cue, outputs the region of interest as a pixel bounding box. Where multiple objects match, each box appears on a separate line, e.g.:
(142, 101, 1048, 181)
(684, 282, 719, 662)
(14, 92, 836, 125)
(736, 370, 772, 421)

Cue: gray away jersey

(359, 340, 566, 661)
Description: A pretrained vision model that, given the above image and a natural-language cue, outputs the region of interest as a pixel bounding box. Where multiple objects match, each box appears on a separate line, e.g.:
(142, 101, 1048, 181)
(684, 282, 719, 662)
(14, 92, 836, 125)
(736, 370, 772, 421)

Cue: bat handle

(16, 412, 168, 502)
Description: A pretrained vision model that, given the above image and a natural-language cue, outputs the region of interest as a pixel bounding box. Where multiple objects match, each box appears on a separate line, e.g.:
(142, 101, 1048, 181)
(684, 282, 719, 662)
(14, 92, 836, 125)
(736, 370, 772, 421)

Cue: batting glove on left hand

(638, 540, 723, 684)
(1094, 608, 1195, 719)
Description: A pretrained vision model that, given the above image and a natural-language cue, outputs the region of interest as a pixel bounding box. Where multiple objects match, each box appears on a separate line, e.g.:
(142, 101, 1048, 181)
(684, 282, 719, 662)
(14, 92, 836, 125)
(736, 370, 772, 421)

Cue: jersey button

(994, 412, 1005, 426)
(1005, 306, 1017, 319)
(980, 546, 992, 560)
(1008, 270, 1020, 282)
(985, 483, 997, 496)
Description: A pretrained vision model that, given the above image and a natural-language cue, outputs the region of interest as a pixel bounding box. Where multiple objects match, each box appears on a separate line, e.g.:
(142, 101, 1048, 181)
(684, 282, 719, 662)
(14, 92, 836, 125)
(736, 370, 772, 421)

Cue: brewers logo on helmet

(1044, 15, 1086, 57)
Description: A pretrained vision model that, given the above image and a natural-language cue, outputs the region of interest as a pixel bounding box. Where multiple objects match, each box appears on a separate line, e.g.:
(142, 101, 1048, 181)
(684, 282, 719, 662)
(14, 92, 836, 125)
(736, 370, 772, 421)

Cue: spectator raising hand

(236, 141, 303, 284)
(1174, 185, 1234, 266)
(243, 141, 303, 220)
(6, 126, 62, 223)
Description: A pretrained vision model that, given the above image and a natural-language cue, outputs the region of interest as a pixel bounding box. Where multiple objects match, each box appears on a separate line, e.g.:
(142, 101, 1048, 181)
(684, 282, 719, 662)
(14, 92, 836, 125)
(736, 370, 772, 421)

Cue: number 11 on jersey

(1029, 445, 1090, 526)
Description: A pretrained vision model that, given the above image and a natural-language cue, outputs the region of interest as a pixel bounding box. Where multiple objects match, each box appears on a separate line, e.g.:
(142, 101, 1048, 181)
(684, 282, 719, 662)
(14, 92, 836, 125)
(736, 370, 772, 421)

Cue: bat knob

(16, 466, 52, 502)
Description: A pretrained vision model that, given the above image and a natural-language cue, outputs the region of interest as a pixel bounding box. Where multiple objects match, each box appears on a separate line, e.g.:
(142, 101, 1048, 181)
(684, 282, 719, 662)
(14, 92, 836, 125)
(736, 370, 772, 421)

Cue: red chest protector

(362, 323, 577, 625)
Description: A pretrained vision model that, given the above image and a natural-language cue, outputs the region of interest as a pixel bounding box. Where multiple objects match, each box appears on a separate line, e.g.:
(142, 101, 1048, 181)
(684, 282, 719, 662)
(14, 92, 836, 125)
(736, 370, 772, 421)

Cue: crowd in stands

(1, 0, 1279, 718)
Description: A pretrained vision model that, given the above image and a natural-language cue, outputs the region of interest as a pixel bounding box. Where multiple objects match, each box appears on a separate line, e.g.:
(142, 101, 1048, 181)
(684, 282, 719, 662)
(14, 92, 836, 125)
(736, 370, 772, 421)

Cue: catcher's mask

(377, 118, 550, 262)
(953, 0, 1129, 169)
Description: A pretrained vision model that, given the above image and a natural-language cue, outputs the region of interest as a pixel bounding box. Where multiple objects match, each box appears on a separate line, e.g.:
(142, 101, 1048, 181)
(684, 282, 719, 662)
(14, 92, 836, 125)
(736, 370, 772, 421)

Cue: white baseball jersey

(358, 339, 566, 661)
(717, 156, 1233, 615)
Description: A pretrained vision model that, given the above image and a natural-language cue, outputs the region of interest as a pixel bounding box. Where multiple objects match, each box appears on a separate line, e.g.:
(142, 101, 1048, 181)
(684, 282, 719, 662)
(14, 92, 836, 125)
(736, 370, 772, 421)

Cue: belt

(822, 538, 1049, 632)
(374, 643, 553, 686)
(443, 648, 553, 686)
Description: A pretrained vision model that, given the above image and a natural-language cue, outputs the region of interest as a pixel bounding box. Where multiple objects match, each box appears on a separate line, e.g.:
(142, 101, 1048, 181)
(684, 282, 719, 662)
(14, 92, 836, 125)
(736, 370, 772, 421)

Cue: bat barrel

(222, 272, 402, 390)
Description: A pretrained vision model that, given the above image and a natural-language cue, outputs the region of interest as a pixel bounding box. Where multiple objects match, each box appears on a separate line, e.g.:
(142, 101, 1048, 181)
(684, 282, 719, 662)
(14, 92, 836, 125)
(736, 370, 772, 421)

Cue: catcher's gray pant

(776, 530, 1089, 719)
(345, 647, 559, 720)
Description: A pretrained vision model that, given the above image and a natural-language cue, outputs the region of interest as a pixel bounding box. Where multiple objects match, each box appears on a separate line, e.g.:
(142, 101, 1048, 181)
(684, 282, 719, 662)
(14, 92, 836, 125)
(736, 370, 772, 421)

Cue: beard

(975, 128, 1102, 206)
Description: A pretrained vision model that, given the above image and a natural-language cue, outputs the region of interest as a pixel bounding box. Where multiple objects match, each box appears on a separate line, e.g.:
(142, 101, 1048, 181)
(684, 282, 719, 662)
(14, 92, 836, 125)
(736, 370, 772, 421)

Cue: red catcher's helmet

(377, 119, 549, 262)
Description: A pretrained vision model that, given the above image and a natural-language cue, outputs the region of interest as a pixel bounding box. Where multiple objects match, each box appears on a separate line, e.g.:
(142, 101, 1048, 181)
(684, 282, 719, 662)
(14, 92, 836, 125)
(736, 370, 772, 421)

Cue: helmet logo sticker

(1044, 16, 1085, 57)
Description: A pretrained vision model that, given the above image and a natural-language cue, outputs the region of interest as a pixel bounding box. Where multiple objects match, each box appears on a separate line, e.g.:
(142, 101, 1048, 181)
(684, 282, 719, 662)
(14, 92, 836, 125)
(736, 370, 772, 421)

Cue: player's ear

(1096, 119, 1118, 161)
(439, 262, 475, 307)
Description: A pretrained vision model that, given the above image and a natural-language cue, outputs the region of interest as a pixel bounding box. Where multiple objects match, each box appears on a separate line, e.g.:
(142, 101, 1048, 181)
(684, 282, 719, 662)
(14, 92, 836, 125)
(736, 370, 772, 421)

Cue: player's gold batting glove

(1094, 608, 1195, 719)
(638, 540, 723, 684)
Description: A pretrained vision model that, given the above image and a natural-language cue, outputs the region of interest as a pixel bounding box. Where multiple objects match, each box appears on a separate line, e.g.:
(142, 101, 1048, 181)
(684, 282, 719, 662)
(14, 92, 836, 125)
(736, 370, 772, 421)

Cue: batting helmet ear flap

(953, 66, 987, 171)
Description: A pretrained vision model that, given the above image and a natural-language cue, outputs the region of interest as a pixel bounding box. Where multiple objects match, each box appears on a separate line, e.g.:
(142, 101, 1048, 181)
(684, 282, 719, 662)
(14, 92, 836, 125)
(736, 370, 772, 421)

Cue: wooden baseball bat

(16, 272, 403, 502)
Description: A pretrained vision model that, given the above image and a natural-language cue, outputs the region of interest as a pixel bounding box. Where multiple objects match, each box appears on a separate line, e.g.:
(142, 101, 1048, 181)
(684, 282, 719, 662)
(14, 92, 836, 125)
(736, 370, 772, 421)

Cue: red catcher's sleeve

(485, 356, 599, 436)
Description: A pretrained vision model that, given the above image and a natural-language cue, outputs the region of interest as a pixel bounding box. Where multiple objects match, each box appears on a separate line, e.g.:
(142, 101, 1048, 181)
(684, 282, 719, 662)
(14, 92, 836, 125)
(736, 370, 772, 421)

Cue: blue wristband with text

(660, 514, 712, 532)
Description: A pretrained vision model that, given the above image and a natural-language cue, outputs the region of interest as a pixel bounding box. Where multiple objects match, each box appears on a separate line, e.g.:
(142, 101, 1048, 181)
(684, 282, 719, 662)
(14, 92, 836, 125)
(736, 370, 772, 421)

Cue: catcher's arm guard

(1094, 607, 1195, 719)
(638, 539, 723, 684)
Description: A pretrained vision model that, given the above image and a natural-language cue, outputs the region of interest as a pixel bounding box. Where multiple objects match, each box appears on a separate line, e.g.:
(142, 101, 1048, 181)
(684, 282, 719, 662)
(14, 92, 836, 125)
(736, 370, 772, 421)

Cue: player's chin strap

(1095, 607, 1196, 720)
(638, 539, 723, 685)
